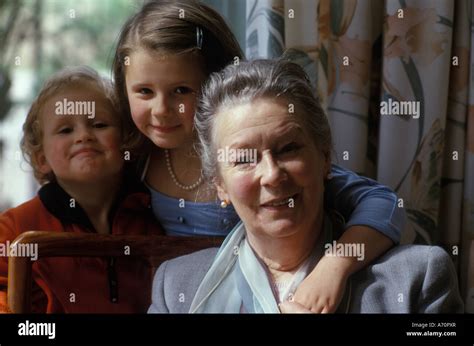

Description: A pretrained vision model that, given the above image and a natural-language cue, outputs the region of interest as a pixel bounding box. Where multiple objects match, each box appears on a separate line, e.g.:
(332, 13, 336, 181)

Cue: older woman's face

(215, 97, 331, 240)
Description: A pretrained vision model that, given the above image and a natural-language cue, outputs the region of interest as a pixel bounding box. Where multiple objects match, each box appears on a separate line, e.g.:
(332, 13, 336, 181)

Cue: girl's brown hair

(112, 0, 244, 153)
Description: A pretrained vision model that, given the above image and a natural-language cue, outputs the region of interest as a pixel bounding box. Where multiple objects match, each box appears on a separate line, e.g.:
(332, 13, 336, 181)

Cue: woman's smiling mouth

(261, 193, 299, 209)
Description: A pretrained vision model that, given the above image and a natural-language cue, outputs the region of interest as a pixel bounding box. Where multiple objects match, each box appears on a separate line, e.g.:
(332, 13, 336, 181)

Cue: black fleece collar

(39, 181, 95, 231)
(38, 169, 148, 232)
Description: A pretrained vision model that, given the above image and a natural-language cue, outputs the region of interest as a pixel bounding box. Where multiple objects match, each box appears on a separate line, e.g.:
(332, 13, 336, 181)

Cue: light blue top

(147, 185, 240, 237)
(146, 163, 405, 243)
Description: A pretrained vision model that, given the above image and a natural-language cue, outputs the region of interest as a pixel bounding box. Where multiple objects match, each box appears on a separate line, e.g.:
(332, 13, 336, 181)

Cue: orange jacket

(0, 179, 163, 313)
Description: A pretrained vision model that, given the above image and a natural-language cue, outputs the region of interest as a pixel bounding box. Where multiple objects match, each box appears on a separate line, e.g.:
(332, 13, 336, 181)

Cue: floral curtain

(207, 0, 473, 311)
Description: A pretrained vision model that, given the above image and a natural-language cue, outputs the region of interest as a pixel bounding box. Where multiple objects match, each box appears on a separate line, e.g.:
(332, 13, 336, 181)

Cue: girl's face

(125, 48, 207, 149)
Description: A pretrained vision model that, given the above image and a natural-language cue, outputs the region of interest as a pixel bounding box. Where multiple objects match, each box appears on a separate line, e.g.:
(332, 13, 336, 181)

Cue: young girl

(112, 0, 405, 313)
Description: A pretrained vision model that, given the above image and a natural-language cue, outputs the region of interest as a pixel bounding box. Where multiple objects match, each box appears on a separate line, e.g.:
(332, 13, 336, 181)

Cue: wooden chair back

(7, 231, 223, 313)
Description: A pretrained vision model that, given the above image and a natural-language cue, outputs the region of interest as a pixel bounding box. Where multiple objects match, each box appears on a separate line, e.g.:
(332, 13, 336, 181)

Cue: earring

(326, 173, 333, 180)
(220, 200, 229, 208)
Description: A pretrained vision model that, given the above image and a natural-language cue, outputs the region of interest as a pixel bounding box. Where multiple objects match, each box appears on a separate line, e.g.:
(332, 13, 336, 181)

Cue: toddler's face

(125, 49, 206, 149)
(36, 84, 124, 185)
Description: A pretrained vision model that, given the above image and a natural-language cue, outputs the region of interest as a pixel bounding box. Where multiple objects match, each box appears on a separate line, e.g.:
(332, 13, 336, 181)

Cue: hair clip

(196, 26, 203, 49)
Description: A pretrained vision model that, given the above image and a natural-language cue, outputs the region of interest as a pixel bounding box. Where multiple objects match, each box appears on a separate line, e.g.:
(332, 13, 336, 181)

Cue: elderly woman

(148, 60, 463, 313)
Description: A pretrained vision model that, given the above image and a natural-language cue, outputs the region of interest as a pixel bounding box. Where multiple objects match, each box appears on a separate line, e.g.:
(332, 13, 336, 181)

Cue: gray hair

(194, 59, 333, 181)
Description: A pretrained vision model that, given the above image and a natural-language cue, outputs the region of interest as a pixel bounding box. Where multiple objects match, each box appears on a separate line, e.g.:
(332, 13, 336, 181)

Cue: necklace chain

(164, 149, 203, 191)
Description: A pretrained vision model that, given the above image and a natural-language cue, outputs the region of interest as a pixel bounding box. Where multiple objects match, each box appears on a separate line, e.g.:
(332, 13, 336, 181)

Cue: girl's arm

(323, 164, 405, 244)
(293, 164, 406, 313)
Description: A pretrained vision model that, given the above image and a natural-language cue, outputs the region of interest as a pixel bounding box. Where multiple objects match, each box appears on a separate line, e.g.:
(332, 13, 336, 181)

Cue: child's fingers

(309, 300, 337, 314)
(321, 301, 338, 313)
(293, 292, 322, 313)
(308, 302, 325, 313)
(279, 301, 312, 313)
(293, 293, 338, 313)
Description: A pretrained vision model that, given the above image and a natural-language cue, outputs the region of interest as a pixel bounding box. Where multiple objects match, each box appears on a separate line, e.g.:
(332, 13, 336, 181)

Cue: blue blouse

(148, 185, 240, 237)
(146, 164, 405, 243)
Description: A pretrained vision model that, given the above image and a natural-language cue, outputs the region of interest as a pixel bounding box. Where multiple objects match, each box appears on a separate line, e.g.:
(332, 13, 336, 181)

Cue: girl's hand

(279, 300, 312, 313)
(293, 255, 350, 313)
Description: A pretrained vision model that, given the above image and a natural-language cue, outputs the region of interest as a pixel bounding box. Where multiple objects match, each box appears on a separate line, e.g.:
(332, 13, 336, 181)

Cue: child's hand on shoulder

(293, 255, 350, 313)
(279, 300, 312, 313)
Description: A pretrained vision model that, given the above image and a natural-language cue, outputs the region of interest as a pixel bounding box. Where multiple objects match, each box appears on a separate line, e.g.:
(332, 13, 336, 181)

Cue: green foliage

(0, 0, 23, 122)
(0, 68, 12, 122)
(0, 0, 140, 122)
(35, 0, 137, 84)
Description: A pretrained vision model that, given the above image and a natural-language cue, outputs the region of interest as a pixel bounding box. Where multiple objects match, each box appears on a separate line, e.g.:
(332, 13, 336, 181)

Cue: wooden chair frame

(7, 231, 223, 313)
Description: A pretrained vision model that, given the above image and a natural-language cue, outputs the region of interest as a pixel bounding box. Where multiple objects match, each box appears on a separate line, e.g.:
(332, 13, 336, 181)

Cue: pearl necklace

(164, 149, 204, 191)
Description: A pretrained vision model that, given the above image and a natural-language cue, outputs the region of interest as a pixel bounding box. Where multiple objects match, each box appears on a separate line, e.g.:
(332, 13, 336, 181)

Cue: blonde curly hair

(20, 66, 120, 184)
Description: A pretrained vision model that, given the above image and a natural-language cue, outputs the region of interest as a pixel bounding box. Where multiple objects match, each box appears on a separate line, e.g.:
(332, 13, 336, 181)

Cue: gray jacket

(148, 245, 464, 313)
